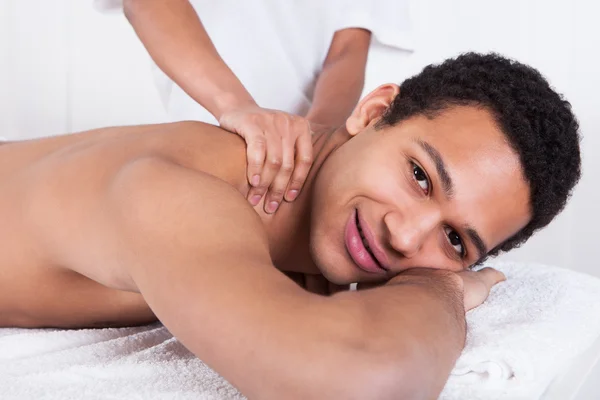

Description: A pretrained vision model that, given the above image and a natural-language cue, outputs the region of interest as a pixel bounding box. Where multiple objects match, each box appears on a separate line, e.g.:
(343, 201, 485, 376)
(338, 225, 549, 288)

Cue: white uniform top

(95, 0, 414, 124)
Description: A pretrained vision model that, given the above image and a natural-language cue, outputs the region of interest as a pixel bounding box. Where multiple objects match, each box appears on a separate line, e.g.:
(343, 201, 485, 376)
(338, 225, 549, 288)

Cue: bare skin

(0, 85, 527, 399)
(0, 123, 233, 328)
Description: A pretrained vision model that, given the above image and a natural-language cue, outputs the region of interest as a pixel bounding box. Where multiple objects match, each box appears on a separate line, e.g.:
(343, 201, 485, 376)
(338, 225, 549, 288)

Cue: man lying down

(0, 53, 581, 399)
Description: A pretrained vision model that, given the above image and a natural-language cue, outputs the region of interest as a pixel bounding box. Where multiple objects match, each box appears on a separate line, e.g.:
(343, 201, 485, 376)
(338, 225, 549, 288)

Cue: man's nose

(383, 207, 441, 258)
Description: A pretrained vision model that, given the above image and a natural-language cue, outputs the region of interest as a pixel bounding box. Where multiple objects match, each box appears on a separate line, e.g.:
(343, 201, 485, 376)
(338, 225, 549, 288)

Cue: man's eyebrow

(414, 139, 454, 198)
(465, 227, 488, 261)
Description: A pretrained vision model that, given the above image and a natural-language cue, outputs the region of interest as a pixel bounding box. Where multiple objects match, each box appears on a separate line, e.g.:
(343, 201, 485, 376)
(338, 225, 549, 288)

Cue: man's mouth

(357, 212, 378, 261)
(344, 209, 386, 274)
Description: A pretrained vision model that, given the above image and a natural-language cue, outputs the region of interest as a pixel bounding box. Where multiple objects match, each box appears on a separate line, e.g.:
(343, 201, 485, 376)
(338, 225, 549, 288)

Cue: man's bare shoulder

(0, 120, 247, 189)
(89, 121, 249, 188)
(153, 121, 249, 188)
(1, 122, 252, 280)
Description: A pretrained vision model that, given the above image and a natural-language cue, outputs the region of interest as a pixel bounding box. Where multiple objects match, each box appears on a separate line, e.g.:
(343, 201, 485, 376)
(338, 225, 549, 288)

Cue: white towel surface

(2, 261, 600, 400)
(441, 261, 600, 400)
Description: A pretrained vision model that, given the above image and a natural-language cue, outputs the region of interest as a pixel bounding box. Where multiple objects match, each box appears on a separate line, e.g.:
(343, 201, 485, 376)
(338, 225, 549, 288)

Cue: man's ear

(346, 84, 400, 136)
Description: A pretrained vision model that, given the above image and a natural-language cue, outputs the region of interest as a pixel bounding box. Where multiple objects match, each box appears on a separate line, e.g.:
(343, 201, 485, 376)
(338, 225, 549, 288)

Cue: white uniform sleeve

(331, 0, 414, 51)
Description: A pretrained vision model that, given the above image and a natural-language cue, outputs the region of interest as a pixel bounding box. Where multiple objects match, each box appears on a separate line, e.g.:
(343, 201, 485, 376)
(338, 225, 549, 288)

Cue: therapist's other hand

(219, 106, 313, 214)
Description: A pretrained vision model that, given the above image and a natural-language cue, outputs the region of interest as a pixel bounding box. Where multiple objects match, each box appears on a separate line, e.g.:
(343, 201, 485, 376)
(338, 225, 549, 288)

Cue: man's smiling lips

(345, 209, 389, 274)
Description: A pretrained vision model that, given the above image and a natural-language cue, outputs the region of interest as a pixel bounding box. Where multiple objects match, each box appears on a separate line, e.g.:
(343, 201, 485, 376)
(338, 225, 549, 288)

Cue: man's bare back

(0, 121, 254, 328)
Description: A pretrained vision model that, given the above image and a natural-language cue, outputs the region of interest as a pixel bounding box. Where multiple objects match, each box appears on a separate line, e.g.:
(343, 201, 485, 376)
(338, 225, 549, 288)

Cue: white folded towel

(1, 261, 600, 400)
(440, 261, 600, 400)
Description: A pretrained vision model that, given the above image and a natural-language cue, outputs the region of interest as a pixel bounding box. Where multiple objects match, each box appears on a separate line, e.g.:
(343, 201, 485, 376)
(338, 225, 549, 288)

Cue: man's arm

(305, 29, 371, 127)
(40, 156, 465, 399)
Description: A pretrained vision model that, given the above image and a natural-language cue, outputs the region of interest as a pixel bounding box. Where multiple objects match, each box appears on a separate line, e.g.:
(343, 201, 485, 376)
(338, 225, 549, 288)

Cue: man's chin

(317, 263, 356, 286)
(310, 241, 357, 285)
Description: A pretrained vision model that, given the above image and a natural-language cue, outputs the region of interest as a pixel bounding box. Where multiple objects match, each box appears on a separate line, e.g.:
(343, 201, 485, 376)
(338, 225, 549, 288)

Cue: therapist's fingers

(243, 126, 267, 202)
(284, 125, 313, 202)
(248, 129, 283, 212)
(263, 135, 295, 214)
(220, 106, 314, 211)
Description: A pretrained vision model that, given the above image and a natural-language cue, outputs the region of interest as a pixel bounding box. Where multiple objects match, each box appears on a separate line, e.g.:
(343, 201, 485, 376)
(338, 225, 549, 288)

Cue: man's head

(309, 52, 581, 284)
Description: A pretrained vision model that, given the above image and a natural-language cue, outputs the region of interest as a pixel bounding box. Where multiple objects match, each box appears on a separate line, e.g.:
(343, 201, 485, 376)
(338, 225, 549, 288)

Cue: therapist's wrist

(212, 92, 257, 121)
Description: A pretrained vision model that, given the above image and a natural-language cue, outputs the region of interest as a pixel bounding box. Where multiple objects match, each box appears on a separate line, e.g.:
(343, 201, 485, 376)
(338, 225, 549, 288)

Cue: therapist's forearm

(306, 59, 365, 127)
(123, 0, 256, 119)
(306, 31, 370, 127)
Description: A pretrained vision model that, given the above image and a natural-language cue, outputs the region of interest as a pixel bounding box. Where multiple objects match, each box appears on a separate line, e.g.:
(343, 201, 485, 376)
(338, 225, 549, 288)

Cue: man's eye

(412, 162, 430, 195)
(444, 227, 466, 258)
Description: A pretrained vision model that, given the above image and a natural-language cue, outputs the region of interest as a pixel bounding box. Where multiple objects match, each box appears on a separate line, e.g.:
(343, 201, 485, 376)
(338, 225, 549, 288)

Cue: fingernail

(250, 195, 262, 206)
(286, 190, 299, 201)
(251, 175, 260, 186)
(266, 201, 279, 214)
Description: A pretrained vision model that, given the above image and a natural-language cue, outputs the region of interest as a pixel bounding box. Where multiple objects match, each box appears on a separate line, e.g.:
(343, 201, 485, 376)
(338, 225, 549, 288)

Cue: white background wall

(1, 0, 600, 397)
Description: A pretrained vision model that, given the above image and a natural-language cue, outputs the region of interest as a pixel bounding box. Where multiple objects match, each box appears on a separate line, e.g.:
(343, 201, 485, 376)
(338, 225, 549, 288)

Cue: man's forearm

(136, 259, 465, 400)
(137, 255, 464, 399)
(123, 0, 255, 119)
(330, 270, 467, 399)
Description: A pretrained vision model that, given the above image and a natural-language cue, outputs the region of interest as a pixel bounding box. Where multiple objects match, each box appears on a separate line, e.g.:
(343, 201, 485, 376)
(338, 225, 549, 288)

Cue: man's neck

(258, 124, 351, 273)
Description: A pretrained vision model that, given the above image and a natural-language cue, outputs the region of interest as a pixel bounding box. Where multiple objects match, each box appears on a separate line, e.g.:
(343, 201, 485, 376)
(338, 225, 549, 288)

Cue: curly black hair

(375, 52, 581, 259)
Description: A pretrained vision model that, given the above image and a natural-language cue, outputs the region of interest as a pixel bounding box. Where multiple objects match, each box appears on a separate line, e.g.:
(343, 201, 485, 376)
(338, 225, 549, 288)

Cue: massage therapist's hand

(219, 106, 314, 214)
